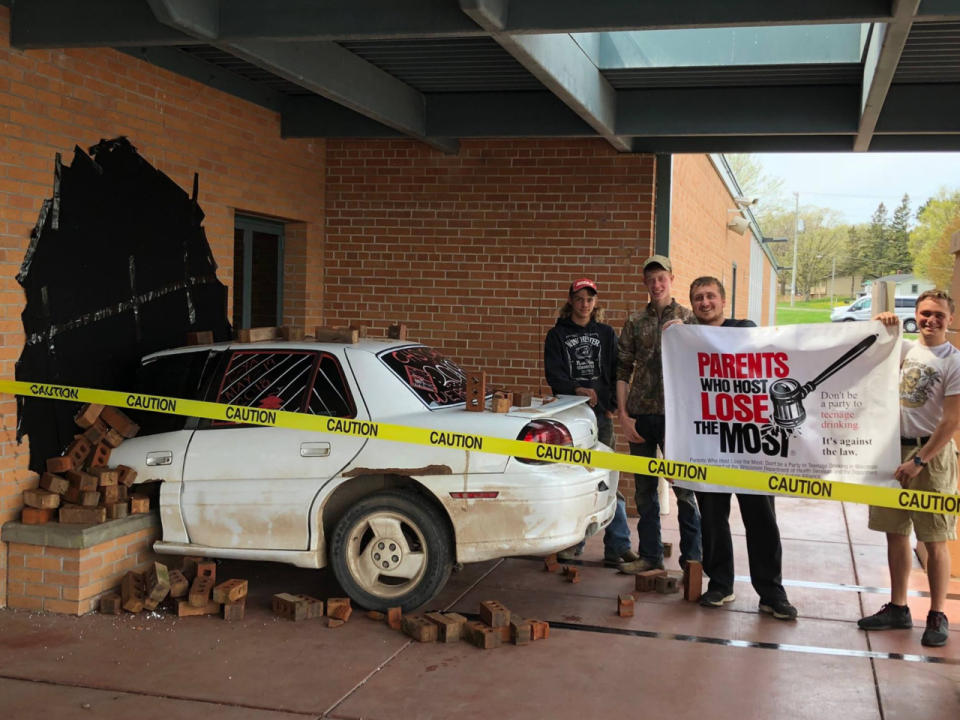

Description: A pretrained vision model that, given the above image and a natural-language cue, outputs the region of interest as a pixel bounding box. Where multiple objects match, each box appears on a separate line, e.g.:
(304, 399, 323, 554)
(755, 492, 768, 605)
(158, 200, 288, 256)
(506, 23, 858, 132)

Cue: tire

(903, 318, 917, 333)
(842, 318, 855, 322)
(329, 490, 452, 612)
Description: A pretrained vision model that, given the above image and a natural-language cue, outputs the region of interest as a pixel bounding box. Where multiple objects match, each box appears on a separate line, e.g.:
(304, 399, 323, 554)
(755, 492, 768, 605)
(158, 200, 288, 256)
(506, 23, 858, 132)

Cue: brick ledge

(1, 512, 159, 549)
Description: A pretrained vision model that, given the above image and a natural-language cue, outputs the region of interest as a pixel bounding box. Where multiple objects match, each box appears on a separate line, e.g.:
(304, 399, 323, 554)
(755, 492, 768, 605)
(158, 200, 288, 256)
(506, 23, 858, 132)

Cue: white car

(111, 339, 617, 610)
(830, 295, 918, 332)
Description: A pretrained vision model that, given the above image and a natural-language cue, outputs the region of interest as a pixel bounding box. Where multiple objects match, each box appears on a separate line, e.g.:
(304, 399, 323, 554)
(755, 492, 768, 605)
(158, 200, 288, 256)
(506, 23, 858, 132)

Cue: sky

(753, 152, 960, 225)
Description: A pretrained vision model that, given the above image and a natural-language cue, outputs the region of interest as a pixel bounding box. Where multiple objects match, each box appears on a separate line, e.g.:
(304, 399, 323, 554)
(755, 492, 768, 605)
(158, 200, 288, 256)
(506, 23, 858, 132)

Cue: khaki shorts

(868, 440, 958, 542)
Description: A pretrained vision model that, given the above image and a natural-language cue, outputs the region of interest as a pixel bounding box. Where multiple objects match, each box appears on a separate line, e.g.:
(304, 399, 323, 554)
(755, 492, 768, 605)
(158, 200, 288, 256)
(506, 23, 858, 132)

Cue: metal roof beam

(875, 83, 960, 133)
(616, 86, 859, 136)
(854, 1, 920, 152)
(631, 136, 858, 152)
(460, 0, 632, 152)
(149, 0, 459, 154)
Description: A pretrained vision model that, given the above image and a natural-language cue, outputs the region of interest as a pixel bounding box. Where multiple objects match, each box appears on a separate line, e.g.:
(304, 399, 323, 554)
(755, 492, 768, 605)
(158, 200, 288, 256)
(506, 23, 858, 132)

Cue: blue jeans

(629, 414, 702, 566)
(572, 411, 632, 557)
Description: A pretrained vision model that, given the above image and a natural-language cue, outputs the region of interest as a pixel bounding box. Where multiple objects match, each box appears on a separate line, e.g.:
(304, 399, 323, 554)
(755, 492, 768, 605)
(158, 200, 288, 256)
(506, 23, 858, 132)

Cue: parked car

(830, 295, 918, 332)
(110, 339, 617, 611)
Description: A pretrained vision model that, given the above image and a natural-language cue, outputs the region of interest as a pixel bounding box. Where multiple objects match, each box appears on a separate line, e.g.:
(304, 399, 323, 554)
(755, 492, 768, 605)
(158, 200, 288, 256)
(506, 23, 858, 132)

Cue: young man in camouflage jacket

(616, 255, 702, 573)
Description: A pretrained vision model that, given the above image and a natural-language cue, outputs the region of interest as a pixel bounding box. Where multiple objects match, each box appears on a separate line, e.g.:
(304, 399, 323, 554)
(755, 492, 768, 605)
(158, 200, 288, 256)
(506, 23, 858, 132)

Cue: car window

(895, 298, 916, 309)
(214, 350, 323, 426)
(379, 346, 467, 407)
(308, 353, 356, 418)
(133, 350, 215, 435)
(852, 297, 870, 311)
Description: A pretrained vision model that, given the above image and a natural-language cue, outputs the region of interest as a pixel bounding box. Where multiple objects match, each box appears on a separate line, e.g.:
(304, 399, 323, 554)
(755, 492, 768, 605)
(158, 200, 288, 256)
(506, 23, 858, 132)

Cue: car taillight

(515, 419, 573, 464)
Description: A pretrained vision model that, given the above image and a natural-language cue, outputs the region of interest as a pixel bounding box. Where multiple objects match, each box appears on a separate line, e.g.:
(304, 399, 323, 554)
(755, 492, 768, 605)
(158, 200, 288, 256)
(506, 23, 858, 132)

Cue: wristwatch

(913, 454, 927, 468)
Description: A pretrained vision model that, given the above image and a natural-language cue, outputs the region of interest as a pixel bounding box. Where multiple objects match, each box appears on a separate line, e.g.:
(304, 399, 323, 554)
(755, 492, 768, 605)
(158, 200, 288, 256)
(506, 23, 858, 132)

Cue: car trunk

(506, 396, 598, 449)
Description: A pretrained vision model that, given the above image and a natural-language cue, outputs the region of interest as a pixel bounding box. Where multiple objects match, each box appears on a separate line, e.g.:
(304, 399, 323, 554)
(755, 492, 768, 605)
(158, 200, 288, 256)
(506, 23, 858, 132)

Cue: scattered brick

(294, 595, 324, 619)
(106, 501, 129, 520)
(366, 610, 386, 621)
(635, 569, 667, 593)
(129, 495, 150, 514)
(479, 600, 510, 628)
(99, 592, 122, 615)
(74, 403, 104, 429)
(402, 614, 438, 642)
(491, 391, 512, 413)
(23, 488, 61, 509)
(387, 606, 402, 630)
(121, 571, 146, 613)
(464, 620, 501, 649)
(387, 322, 407, 340)
(101, 485, 120, 504)
(79, 490, 100, 507)
(189, 576, 214, 607)
(89, 441, 111, 468)
(496, 624, 511, 643)
(168, 569, 189, 598)
(327, 617, 345, 628)
(683, 561, 703, 602)
(280, 326, 304, 340)
(186, 330, 214, 345)
(327, 597, 352, 621)
(180, 556, 203, 582)
(65, 469, 98, 491)
(618, 593, 635, 618)
(39, 472, 70, 495)
(564, 566, 581, 584)
(196, 560, 216, 581)
(223, 598, 246, 621)
(116, 465, 138, 487)
(655, 572, 681, 595)
(103, 429, 125, 448)
(529, 620, 550, 640)
(272, 593, 309, 621)
(425, 612, 466, 643)
(59, 504, 106, 524)
(177, 600, 219, 617)
(100, 406, 140, 438)
(144, 562, 171, 610)
(21, 507, 55, 524)
(663, 541, 673, 558)
(66, 437, 93, 469)
(90, 467, 118, 486)
(46, 455, 74, 473)
(83, 419, 109, 445)
(213, 579, 248, 604)
(510, 617, 532, 645)
(465, 371, 487, 412)
(544, 553, 560, 573)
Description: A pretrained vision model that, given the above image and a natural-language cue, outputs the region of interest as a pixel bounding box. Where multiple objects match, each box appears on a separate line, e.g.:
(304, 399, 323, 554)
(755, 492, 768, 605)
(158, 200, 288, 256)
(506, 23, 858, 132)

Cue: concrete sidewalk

(2, 497, 959, 719)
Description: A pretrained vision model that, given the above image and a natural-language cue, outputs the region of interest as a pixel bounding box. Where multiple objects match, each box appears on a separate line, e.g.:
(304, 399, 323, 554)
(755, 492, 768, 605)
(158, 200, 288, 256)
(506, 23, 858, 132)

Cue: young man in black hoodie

(544, 278, 636, 565)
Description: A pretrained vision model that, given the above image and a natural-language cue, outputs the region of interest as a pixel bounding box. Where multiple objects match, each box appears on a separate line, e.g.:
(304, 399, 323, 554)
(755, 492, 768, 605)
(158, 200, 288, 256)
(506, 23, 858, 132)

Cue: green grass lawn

(775, 302, 834, 324)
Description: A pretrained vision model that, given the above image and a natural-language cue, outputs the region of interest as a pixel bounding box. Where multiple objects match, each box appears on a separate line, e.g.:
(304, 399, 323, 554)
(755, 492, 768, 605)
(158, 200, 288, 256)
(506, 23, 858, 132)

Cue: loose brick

(59, 504, 106, 524)
(168, 569, 189, 598)
(39, 472, 70, 495)
(464, 620, 500, 649)
(186, 330, 214, 345)
(89, 442, 111, 468)
(544, 553, 560, 573)
(101, 485, 120, 504)
(272, 592, 309, 621)
(683, 561, 703, 603)
(565, 566, 581, 584)
(387, 322, 407, 340)
(115, 465, 137, 486)
(100, 406, 140, 438)
(279, 326, 304, 340)
(491, 391, 512, 413)
(366, 610, 386, 621)
(618, 593, 635, 617)
(23, 488, 60, 509)
(529, 620, 550, 640)
(66, 437, 93, 468)
(64, 486, 82, 504)
(496, 624, 512, 643)
(293, 595, 324, 619)
(21, 507, 55, 525)
(65, 470, 98, 491)
(90, 467, 118, 486)
(143, 562, 171, 609)
(222, 598, 246, 621)
(99, 592, 122, 615)
(106, 501, 129, 519)
(635, 569, 667, 593)
(327, 617, 345, 628)
(177, 599, 219, 617)
(510, 617, 532, 645)
(387, 606, 402, 630)
(79, 490, 101, 507)
(121, 571, 146, 613)
(82, 419, 109, 445)
(425, 612, 467, 643)
(189, 576, 214, 607)
(117, 485, 129, 501)
(129, 495, 150, 514)
(465, 371, 487, 412)
(74, 403, 104, 429)
(46, 455, 74, 473)
(196, 560, 216, 581)
(402, 614, 438, 642)
(103, 429, 125, 449)
(663, 541, 673, 559)
(212, 579, 248, 604)
(479, 600, 510, 628)
(237, 326, 280, 342)
(180, 556, 203, 581)
(327, 597, 352, 621)
(655, 572, 681, 595)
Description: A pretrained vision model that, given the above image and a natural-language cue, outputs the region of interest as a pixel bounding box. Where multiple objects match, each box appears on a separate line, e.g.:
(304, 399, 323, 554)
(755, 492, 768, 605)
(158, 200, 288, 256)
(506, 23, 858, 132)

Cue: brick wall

(0, 4, 326, 606)
(6, 525, 160, 615)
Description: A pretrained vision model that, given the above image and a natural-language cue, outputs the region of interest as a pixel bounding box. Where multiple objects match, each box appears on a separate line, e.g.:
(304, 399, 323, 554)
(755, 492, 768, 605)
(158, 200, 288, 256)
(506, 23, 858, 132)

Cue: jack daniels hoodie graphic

(544, 316, 619, 414)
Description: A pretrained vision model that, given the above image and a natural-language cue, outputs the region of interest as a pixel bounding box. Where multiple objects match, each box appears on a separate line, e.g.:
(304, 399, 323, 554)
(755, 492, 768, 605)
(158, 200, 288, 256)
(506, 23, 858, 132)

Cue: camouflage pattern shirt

(616, 299, 694, 416)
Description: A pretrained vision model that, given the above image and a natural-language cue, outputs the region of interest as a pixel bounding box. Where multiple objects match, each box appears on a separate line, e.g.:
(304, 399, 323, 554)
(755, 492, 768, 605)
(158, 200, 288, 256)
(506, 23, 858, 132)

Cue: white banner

(663, 321, 901, 493)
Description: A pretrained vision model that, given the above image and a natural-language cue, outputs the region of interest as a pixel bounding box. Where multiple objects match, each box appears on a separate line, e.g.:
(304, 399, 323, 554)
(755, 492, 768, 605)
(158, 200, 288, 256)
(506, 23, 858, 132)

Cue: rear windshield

(379, 346, 467, 407)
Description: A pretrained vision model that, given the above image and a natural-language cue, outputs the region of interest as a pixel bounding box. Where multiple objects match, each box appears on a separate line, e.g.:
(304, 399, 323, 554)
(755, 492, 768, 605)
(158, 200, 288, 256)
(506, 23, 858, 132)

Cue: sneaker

(699, 589, 736, 608)
(759, 598, 798, 621)
(857, 602, 913, 630)
(618, 557, 665, 575)
(921, 611, 949, 647)
(603, 549, 640, 567)
(557, 545, 583, 562)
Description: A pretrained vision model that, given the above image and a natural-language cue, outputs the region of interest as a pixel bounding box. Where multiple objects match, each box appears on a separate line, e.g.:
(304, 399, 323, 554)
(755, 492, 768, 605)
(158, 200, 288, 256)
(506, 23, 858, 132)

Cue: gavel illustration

(769, 334, 878, 429)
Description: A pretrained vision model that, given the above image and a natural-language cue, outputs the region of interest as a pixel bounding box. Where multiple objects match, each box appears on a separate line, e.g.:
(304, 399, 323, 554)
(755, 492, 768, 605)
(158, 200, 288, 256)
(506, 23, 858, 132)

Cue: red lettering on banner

(700, 392, 771, 423)
(696, 352, 790, 379)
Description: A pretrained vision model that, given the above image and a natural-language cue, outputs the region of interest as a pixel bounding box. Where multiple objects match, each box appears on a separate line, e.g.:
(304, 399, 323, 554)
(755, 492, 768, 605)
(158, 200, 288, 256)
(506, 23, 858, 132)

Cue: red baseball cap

(569, 278, 598, 295)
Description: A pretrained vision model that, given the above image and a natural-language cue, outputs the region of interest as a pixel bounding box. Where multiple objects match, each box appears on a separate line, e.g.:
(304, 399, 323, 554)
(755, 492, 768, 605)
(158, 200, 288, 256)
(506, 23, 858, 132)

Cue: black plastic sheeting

(16, 137, 231, 471)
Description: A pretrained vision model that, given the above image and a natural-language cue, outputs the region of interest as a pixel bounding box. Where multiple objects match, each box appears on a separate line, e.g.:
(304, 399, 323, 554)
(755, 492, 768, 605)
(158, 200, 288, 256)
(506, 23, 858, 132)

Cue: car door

(180, 347, 367, 550)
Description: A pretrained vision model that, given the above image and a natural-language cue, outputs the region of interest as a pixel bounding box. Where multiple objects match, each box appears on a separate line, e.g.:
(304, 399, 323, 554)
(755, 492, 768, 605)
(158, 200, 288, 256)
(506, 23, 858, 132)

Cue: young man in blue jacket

(545, 278, 636, 565)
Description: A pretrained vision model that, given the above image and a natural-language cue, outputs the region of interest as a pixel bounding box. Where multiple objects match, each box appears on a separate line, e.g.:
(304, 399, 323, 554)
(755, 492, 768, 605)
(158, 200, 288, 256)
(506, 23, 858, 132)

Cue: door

(181, 348, 368, 550)
(233, 215, 284, 329)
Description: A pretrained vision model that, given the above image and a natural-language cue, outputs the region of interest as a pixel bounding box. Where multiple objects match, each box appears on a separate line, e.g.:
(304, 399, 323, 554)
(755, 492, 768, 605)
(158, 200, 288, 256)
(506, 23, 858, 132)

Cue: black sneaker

(759, 598, 798, 621)
(699, 589, 735, 608)
(857, 602, 913, 630)
(921, 611, 949, 647)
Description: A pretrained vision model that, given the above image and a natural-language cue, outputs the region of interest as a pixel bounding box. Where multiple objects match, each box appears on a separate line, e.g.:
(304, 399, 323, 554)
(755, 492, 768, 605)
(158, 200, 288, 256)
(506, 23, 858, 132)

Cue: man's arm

(894, 394, 960, 486)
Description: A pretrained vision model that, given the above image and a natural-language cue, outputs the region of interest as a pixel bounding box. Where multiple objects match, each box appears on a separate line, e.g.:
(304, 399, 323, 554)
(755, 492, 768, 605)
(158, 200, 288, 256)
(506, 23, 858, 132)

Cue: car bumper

(441, 459, 619, 563)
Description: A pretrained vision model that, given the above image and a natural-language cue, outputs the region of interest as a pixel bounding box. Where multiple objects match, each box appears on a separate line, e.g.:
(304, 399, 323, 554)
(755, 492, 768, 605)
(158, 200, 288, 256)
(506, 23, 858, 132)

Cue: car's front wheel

(329, 490, 452, 612)
(903, 318, 918, 333)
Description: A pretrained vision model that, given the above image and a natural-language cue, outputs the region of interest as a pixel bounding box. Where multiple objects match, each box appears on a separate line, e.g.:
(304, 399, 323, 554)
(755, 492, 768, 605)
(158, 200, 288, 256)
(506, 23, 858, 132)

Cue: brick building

(0, 5, 777, 609)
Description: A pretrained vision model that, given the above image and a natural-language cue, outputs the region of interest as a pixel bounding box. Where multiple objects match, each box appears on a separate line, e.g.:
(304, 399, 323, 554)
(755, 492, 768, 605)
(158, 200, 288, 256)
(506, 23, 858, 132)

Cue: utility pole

(830, 256, 837, 307)
(790, 192, 799, 307)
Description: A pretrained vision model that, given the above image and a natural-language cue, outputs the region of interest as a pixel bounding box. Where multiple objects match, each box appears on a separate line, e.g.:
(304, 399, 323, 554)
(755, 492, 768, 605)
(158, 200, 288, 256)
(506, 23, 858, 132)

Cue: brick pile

(21, 404, 149, 525)
(271, 592, 350, 628)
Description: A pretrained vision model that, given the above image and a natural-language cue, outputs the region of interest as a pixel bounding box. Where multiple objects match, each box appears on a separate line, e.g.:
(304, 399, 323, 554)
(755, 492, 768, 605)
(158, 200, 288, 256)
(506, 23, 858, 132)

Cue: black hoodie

(544, 316, 619, 413)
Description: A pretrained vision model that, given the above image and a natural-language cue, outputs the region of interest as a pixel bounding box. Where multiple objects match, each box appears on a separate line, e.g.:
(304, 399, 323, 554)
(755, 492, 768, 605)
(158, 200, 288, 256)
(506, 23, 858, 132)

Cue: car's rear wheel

(329, 490, 452, 612)
(903, 318, 917, 333)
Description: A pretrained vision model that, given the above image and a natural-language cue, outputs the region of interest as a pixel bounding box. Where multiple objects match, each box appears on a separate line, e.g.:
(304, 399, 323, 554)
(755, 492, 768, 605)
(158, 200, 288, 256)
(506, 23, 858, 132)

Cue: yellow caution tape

(3, 379, 958, 516)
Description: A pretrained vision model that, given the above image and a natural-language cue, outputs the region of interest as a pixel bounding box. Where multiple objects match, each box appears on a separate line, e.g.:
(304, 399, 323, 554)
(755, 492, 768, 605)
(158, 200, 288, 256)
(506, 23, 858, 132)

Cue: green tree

(862, 202, 889, 278)
(909, 189, 960, 289)
(886, 194, 913, 274)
